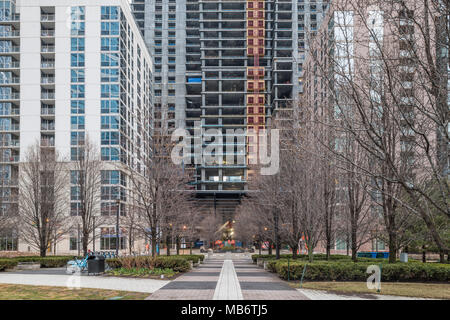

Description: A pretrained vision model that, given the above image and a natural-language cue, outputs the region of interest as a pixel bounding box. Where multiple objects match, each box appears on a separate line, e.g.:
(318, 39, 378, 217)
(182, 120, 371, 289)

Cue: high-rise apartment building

(132, 0, 329, 218)
(0, 0, 153, 253)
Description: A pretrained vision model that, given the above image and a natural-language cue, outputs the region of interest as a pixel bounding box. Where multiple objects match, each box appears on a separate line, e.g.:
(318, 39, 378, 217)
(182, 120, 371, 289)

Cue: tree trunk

(292, 243, 298, 259)
(176, 236, 180, 255)
(151, 231, 157, 258)
(40, 246, 47, 258)
(268, 240, 272, 255)
(422, 245, 426, 263)
(166, 233, 171, 256)
(82, 231, 89, 256)
(258, 240, 262, 255)
(439, 251, 445, 264)
(388, 232, 397, 263)
(351, 228, 358, 262)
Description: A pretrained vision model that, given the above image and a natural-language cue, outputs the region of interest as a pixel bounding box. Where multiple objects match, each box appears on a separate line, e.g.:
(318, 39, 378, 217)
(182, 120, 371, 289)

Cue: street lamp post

(116, 198, 120, 257)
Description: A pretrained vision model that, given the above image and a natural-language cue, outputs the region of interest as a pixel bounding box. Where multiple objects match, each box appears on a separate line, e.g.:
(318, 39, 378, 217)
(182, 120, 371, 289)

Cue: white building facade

(0, 0, 153, 255)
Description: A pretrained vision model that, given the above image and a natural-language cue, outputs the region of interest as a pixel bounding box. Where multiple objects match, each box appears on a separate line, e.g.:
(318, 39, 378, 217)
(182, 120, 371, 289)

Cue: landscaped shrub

(153, 257, 190, 273)
(273, 260, 450, 282)
(105, 255, 192, 273)
(251, 253, 388, 264)
(0, 259, 18, 271)
(9, 256, 75, 268)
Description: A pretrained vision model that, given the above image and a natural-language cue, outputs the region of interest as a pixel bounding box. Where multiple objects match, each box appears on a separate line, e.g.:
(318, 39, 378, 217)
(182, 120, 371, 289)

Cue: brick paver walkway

(147, 253, 309, 300)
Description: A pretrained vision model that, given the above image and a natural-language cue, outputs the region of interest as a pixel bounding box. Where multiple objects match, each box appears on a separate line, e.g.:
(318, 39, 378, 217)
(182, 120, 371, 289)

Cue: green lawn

(0, 284, 149, 300)
(289, 281, 450, 299)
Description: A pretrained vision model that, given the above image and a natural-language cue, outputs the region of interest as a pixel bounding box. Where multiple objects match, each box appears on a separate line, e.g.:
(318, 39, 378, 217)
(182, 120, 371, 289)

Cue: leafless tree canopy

(18, 142, 69, 257)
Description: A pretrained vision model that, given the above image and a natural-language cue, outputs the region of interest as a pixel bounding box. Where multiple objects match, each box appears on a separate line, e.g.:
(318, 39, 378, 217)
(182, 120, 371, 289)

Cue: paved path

(148, 253, 308, 300)
(0, 269, 169, 293)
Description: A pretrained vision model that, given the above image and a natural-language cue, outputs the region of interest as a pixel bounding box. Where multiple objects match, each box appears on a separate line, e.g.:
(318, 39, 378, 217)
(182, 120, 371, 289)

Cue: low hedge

(273, 260, 450, 282)
(12, 256, 75, 268)
(0, 259, 18, 271)
(106, 255, 192, 273)
(251, 253, 387, 263)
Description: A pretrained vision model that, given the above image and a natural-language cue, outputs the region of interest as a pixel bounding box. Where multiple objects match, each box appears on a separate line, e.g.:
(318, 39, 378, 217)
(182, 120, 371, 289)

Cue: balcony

(41, 107, 55, 115)
(0, 123, 19, 131)
(0, 61, 19, 69)
(0, 155, 19, 163)
(41, 139, 55, 147)
(0, 93, 19, 100)
(0, 46, 20, 53)
(41, 45, 55, 53)
(0, 140, 19, 147)
(41, 61, 55, 68)
(0, 14, 20, 22)
(41, 30, 55, 37)
(0, 109, 19, 116)
(41, 77, 55, 84)
(41, 124, 55, 131)
(0, 30, 20, 37)
(41, 92, 55, 100)
(0, 77, 19, 84)
(41, 14, 55, 22)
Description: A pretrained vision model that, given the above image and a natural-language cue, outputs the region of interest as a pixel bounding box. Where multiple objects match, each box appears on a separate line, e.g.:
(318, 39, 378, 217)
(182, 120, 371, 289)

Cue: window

(71, 38, 85, 51)
(0, 230, 18, 251)
(69, 235, 78, 250)
(100, 227, 125, 250)
(101, 147, 120, 161)
(70, 131, 85, 146)
(101, 84, 119, 98)
(71, 85, 85, 98)
(70, 186, 81, 201)
(71, 54, 85, 67)
(101, 37, 119, 51)
(335, 239, 347, 250)
(71, 147, 84, 161)
(101, 53, 119, 67)
(71, 69, 85, 83)
(71, 21, 85, 36)
(71, 6, 85, 20)
(71, 100, 85, 114)
(101, 68, 119, 82)
(70, 203, 82, 217)
(101, 22, 119, 36)
(101, 115, 119, 129)
(101, 131, 119, 145)
(71, 116, 85, 130)
(101, 100, 119, 113)
(101, 170, 120, 185)
(101, 6, 119, 20)
(372, 239, 386, 251)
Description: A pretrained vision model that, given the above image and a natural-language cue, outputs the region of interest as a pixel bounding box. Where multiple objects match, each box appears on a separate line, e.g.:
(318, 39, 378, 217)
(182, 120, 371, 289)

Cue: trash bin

(400, 252, 408, 263)
(87, 255, 105, 274)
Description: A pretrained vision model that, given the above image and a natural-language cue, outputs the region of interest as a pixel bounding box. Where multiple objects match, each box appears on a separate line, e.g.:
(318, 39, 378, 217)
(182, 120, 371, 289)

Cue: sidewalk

(0, 269, 169, 293)
(297, 288, 432, 300)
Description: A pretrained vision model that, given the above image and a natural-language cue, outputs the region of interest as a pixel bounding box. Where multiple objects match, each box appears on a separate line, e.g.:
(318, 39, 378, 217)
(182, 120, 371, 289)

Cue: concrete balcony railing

(0, 30, 20, 37)
(41, 14, 55, 22)
(41, 108, 55, 115)
(41, 77, 55, 84)
(0, 46, 20, 53)
(41, 61, 55, 68)
(0, 61, 19, 68)
(0, 93, 20, 100)
(41, 92, 55, 99)
(0, 155, 19, 163)
(0, 140, 19, 147)
(41, 45, 55, 53)
(0, 77, 19, 84)
(0, 109, 19, 116)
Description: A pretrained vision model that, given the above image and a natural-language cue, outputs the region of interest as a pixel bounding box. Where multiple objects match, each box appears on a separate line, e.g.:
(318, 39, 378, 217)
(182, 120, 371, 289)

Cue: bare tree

(18, 142, 69, 257)
(304, 0, 449, 262)
(71, 137, 103, 256)
(128, 130, 192, 257)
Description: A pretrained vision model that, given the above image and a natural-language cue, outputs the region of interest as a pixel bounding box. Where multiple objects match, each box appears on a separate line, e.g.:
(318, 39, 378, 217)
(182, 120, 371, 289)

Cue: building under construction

(132, 0, 329, 220)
